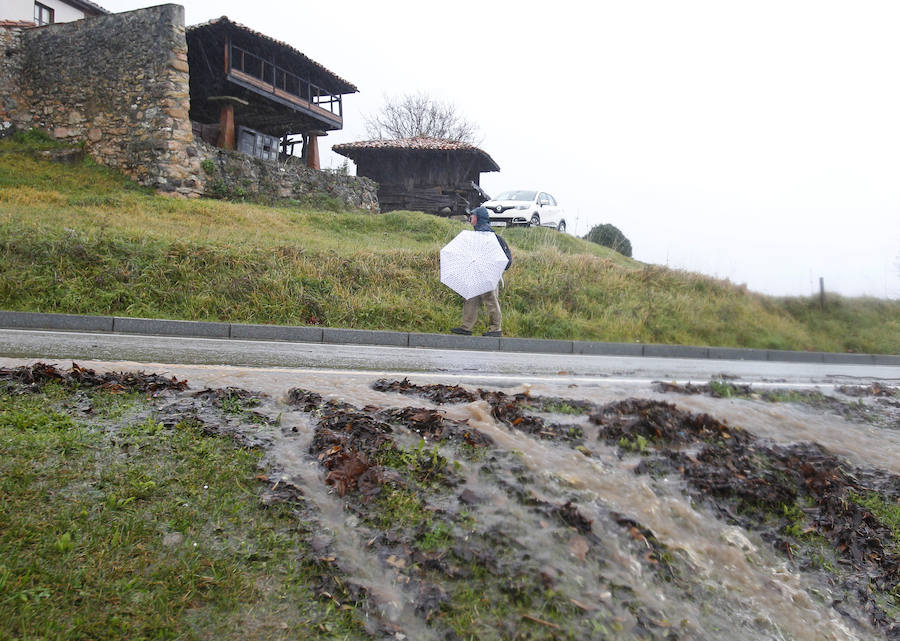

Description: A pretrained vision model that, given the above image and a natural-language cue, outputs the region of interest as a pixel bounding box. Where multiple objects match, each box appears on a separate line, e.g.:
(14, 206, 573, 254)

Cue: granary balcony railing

(227, 43, 343, 127)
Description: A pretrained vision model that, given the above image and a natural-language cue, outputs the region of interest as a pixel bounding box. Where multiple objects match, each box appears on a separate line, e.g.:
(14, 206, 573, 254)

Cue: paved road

(1, 328, 897, 389)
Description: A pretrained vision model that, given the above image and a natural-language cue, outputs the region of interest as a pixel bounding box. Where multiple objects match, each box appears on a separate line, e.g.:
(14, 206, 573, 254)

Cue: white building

(0, 0, 107, 26)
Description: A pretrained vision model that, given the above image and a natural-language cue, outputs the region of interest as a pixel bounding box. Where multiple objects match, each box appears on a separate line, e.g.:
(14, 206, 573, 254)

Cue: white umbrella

(440, 230, 509, 299)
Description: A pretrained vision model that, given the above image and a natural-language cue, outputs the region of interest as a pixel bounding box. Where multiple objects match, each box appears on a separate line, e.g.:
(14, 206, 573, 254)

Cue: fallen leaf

(386, 554, 406, 569)
(568, 535, 589, 561)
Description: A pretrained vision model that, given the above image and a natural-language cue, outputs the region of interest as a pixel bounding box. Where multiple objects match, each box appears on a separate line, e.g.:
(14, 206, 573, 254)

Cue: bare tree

(364, 92, 480, 143)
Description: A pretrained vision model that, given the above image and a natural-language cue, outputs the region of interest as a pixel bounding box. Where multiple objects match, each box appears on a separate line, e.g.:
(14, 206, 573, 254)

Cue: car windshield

(494, 190, 536, 202)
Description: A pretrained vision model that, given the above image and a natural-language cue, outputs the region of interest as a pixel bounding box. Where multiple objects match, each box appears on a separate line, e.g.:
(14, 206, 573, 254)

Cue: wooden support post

(208, 96, 249, 152)
(217, 102, 235, 150)
(305, 131, 323, 170)
(819, 277, 825, 310)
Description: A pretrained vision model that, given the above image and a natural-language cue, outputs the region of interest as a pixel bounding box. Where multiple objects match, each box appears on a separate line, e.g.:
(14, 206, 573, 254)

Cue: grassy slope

(1, 141, 897, 354)
(0, 382, 364, 640)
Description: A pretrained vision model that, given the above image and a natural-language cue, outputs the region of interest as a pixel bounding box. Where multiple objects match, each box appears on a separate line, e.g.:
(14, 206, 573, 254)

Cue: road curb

(1, 310, 898, 366)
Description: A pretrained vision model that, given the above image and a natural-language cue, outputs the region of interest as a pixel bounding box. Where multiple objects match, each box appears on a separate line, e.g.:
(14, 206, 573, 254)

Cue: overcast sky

(104, 0, 900, 299)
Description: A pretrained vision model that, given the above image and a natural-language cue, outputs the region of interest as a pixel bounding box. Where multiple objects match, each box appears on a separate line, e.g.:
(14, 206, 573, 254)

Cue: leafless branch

(364, 91, 480, 144)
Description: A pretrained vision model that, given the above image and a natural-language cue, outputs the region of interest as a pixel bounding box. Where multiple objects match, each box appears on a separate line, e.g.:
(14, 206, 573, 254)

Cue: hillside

(1, 137, 897, 355)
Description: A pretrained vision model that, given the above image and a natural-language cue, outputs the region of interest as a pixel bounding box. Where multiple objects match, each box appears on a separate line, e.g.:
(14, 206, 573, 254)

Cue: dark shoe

(482, 331, 502, 337)
(450, 327, 472, 335)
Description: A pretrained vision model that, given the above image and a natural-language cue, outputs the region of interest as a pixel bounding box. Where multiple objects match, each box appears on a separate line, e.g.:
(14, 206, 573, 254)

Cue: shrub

(6, 128, 72, 151)
(12, 128, 54, 144)
(584, 223, 633, 257)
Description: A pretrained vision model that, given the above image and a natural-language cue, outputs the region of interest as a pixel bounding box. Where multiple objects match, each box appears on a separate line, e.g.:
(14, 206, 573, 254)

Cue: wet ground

(2, 359, 899, 640)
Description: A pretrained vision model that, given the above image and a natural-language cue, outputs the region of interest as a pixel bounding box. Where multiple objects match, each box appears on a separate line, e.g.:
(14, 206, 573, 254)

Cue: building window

(34, 2, 54, 26)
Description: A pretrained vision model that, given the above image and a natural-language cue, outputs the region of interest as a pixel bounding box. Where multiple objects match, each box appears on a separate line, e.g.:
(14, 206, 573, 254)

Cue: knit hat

(471, 206, 491, 231)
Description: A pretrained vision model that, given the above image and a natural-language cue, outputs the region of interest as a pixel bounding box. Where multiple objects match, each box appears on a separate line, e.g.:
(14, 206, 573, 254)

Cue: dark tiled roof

(333, 136, 500, 171)
(187, 16, 357, 94)
(69, 0, 110, 15)
(334, 136, 480, 151)
(1, 0, 107, 26)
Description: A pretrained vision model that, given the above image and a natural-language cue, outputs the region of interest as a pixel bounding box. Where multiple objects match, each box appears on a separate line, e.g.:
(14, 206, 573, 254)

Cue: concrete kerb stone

(573, 341, 643, 357)
(113, 317, 230, 338)
(768, 350, 825, 363)
(708, 347, 769, 362)
(821, 352, 877, 365)
(230, 323, 324, 343)
(873, 354, 900, 367)
(500, 337, 574, 354)
(410, 333, 500, 351)
(644, 344, 710, 359)
(323, 328, 409, 347)
(0, 310, 114, 332)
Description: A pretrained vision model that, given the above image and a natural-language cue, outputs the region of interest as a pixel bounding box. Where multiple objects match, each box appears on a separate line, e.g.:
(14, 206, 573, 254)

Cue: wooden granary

(332, 136, 499, 215)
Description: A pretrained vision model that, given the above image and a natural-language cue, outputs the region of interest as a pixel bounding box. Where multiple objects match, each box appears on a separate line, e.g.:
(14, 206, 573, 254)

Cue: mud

(590, 397, 900, 637)
(653, 380, 900, 430)
(365, 378, 900, 639)
(0, 361, 187, 394)
(5, 363, 899, 640)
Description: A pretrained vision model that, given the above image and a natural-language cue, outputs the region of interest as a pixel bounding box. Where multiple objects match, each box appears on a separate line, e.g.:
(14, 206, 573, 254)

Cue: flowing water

(4, 357, 897, 640)
(441, 401, 865, 640)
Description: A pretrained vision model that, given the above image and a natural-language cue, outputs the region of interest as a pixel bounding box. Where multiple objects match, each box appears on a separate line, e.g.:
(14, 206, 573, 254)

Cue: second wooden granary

(332, 136, 499, 215)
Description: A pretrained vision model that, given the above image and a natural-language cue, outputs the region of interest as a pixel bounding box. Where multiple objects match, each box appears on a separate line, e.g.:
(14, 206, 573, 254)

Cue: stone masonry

(199, 141, 379, 212)
(0, 23, 28, 134)
(0, 4, 378, 208)
(8, 5, 202, 195)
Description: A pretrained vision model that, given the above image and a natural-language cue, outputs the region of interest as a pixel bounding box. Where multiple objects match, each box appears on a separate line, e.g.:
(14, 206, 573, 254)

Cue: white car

(482, 190, 567, 232)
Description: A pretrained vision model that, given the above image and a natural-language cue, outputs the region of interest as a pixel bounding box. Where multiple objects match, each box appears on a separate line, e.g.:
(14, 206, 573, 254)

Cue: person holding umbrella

(444, 206, 512, 337)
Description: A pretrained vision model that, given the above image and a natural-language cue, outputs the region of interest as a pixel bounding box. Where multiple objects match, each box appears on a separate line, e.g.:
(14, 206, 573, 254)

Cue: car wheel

(557, 221, 566, 233)
(529, 214, 540, 227)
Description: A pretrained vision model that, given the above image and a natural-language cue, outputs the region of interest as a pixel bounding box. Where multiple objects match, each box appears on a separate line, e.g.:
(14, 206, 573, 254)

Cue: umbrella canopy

(440, 230, 509, 299)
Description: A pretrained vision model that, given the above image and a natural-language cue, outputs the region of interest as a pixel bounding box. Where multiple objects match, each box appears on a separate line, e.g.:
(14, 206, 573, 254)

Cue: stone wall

(198, 141, 379, 212)
(0, 23, 27, 134)
(0, 6, 379, 210)
(9, 4, 202, 195)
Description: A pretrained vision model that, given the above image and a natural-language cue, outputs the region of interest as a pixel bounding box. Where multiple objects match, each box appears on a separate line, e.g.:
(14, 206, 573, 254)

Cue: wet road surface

(0, 328, 897, 390)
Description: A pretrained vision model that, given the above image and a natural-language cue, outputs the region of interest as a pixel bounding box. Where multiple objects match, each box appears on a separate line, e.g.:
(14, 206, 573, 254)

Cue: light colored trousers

(460, 287, 501, 332)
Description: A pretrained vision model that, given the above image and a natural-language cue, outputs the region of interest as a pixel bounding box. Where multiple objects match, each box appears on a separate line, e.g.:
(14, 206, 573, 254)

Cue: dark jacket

(472, 206, 511, 271)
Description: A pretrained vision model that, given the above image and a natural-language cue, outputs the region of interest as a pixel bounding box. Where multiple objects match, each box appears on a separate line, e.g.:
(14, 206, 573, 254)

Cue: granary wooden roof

(333, 136, 500, 172)
(187, 17, 357, 95)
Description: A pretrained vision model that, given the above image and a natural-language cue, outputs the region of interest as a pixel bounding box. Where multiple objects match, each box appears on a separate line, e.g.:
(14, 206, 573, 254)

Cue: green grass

(852, 492, 900, 548)
(1, 139, 897, 353)
(0, 384, 365, 640)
